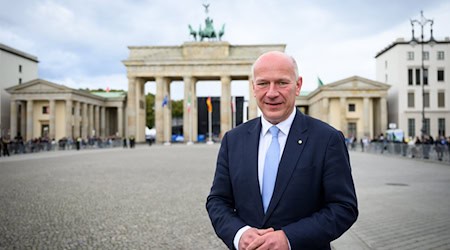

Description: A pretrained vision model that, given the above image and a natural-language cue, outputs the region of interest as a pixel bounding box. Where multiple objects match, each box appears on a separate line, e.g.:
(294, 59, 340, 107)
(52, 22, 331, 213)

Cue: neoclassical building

(6, 79, 126, 141)
(4, 42, 390, 143)
(123, 41, 285, 143)
(298, 76, 390, 140)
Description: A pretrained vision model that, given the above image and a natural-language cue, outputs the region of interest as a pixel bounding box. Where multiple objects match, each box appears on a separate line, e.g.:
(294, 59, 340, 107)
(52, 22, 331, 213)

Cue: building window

(348, 104, 356, 112)
(407, 51, 414, 60)
(415, 68, 421, 85)
(438, 118, 446, 136)
(424, 92, 430, 108)
(424, 118, 430, 136)
(423, 51, 429, 60)
(72, 107, 75, 115)
(408, 118, 415, 138)
(423, 68, 428, 85)
(407, 92, 415, 108)
(437, 69, 444, 82)
(42, 106, 49, 114)
(408, 69, 413, 85)
(19, 65, 22, 73)
(385, 74, 388, 83)
(438, 92, 445, 107)
(385, 60, 388, 69)
(437, 51, 445, 60)
(19, 78, 22, 84)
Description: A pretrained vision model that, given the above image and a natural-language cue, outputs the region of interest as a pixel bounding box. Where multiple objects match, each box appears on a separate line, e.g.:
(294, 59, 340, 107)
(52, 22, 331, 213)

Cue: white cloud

(2, 0, 450, 99)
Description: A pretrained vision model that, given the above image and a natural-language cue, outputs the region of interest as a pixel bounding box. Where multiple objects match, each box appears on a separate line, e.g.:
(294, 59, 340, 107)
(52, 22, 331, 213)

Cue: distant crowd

(0, 134, 134, 157)
(347, 134, 450, 162)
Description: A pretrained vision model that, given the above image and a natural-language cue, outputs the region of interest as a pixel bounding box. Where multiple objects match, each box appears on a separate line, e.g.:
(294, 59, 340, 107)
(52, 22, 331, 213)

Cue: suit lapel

(264, 110, 309, 221)
(244, 118, 265, 221)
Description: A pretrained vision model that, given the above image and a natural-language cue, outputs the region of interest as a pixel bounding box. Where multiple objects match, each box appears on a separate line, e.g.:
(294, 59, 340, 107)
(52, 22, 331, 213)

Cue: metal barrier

(352, 142, 450, 163)
(1, 138, 124, 156)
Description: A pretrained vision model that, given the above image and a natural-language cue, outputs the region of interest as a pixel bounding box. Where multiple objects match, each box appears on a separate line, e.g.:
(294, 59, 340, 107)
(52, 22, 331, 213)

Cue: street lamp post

(410, 10, 434, 139)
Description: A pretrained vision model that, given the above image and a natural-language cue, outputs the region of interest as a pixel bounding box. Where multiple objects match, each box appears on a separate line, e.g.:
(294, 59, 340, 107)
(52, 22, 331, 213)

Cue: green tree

(171, 100, 184, 118)
(146, 93, 155, 128)
(145, 96, 184, 128)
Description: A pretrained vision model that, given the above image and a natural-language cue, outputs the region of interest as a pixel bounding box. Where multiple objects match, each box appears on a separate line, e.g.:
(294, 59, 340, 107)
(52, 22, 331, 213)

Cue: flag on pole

(318, 77, 324, 87)
(206, 97, 212, 113)
(162, 95, 168, 107)
(187, 95, 191, 113)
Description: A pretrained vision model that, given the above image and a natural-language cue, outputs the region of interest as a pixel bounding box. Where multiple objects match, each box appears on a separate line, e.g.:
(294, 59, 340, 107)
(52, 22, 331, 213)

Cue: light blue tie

(262, 126, 280, 213)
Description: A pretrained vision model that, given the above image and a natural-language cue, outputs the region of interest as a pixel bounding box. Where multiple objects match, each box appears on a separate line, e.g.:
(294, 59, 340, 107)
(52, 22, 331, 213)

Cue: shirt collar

(261, 108, 296, 136)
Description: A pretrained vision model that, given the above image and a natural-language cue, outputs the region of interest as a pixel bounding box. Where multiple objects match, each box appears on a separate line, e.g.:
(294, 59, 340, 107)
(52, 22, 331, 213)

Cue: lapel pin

(298, 139, 303, 145)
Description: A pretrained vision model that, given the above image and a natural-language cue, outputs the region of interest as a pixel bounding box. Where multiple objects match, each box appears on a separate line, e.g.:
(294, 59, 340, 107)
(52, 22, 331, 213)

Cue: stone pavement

(1, 145, 449, 249)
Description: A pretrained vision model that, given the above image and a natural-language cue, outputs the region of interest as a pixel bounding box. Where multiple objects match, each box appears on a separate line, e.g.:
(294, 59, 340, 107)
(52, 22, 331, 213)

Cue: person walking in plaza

(206, 51, 358, 250)
(1, 136, 10, 157)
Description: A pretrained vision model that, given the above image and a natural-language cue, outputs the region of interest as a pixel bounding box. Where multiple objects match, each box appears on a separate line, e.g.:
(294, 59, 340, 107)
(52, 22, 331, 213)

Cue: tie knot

(269, 126, 280, 138)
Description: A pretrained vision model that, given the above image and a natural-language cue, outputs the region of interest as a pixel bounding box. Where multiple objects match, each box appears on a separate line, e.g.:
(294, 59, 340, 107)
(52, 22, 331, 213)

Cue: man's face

(252, 52, 302, 124)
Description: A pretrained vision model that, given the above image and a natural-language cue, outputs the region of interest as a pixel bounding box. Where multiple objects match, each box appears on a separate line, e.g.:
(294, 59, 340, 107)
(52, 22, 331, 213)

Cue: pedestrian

(206, 51, 358, 250)
(76, 137, 81, 150)
(2, 136, 10, 157)
(123, 137, 128, 148)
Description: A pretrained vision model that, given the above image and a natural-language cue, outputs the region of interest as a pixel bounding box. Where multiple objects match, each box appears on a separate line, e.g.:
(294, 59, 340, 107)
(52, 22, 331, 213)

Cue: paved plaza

(1, 145, 449, 249)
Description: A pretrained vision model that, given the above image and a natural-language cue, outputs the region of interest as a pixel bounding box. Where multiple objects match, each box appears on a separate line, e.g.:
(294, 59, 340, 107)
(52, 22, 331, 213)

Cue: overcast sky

(1, 0, 450, 100)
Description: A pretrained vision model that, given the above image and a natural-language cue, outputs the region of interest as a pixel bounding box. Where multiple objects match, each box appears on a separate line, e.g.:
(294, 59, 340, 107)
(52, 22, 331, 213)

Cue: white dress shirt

(233, 108, 296, 249)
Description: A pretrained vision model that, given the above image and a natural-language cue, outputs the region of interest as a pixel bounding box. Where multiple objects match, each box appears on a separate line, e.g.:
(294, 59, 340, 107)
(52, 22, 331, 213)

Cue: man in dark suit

(206, 51, 358, 250)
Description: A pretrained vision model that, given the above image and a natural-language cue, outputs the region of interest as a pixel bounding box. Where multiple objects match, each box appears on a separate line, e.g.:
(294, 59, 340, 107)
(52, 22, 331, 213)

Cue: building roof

(375, 37, 450, 58)
(91, 92, 126, 98)
(0, 43, 39, 63)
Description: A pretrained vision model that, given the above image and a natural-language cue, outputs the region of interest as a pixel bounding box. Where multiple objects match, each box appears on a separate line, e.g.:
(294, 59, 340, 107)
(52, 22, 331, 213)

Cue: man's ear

(296, 77, 303, 95)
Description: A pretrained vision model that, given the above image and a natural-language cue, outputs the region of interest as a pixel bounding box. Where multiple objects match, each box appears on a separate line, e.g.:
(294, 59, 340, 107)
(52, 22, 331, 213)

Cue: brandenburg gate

(123, 42, 285, 143)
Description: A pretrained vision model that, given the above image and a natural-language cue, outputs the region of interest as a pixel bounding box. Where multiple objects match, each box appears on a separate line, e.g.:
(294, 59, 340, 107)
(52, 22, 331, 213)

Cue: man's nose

(266, 83, 279, 97)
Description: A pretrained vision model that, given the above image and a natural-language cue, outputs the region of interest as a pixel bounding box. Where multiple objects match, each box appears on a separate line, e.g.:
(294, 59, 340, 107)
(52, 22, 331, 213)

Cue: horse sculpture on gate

(188, 24, 197, 41)
(188, 4, 225, 42)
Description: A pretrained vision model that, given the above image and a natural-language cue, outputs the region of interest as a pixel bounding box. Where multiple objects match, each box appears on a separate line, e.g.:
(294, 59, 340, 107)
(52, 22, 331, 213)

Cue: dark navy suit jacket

(206, 110, 358, 249)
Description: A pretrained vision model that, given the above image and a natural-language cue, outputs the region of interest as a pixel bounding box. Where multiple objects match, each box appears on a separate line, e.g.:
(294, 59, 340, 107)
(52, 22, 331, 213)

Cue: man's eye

(257, 82, 269, 87)
(278, 82, 289, 87)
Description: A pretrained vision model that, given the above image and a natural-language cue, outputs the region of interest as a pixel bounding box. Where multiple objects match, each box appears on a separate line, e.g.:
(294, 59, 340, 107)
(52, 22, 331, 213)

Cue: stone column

(340, 97, 347, 136)
(82, 102, 88, 139)
(117, 106, 123, 137)
(369, 98, 374, 139)
(74, 101, 80, 138)
(191, 79, 198, 142)
(100, 106, 106, 138)
(248, 77, 258, 120)
(10, 100, 17, 139)
(65, 100, 73, 139)
(126, 77, 137, 139)
(380, 97, 388, 133)
(220, 75, 232, 137)
(94, 105, 100, 137)
(363, 97, 370, 137)
(183, 76, 193, 142)
(163, 79, 172, 144)
(136, 78, 146, 142)
(49, 99, 56, 139)
(88, 104, 94, 137)
(322, 97, 329, 123)
(20, 101, 26, 137)
(26, 100, 33, 141)
(155, 77, 165, 143)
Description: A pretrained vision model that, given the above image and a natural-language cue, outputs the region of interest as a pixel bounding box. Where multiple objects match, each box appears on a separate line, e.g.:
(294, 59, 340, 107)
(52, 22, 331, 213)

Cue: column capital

(183, 76, 197, 82)
(221, 75, 232, 82)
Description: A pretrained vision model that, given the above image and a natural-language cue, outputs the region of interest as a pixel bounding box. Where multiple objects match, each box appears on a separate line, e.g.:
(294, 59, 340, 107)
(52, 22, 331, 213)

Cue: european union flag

(162, 95, 168, 107)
